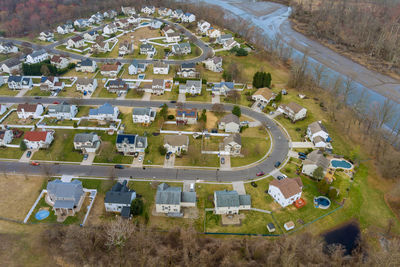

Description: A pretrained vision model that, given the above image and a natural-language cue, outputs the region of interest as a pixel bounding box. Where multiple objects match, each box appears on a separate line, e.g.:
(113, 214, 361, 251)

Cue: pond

(323, 222, 360, 255)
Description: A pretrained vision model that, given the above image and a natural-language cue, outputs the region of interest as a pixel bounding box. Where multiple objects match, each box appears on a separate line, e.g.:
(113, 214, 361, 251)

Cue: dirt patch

(206, 111, 219, 129)
(221, 213, 245, 225)
(119, 106, 133, 114)
(123, 27, 162, 49)
(0, 174, 45, 221)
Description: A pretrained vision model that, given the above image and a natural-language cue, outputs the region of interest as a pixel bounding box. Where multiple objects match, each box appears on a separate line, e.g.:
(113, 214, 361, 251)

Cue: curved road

(0, 97, 290, 182)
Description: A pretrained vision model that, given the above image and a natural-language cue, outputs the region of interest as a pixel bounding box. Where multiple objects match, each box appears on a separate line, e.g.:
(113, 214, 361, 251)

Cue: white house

(148, 79, 165, 95)
(150, 20, 163, 29)
(76, 78, 97, 95)
(48, 102, 78, 120)
(57, 24, 74, 35)
(178, 63, 198, 78)
(207, 28, 221, 38)
(25, 49, 49, 64)
(104, 180, 136, 217)
(103, 23, 118, 35)
(252, 87, 276, 104)
(307, 121, 331, 150)
(156, 183, 196, 214)
(39, 76, 64, 92)
(121, 6, 136, 16)
(212, 82, 234, 96)
(164, 135, 189, 154)
(197, 20, 211, 34)
(1, 58, 21, 74)
(220, 133, 242, 156)
(141, 6, 155, 15)
(128, 60, 147, 75)
(203, 56, 223, 72)
(181, 13, 196, 23)
(7, 76, 32, 90)
(176, 108, 197, 125)
(23, 131, 54, 149)
(301, 150, 330, 178)
(75, 58, 97, 73)
(0, 130, 13, 146)
(38, 31, 54, 42)
(67, 35, 85, 48)
(217, 34, 234, 44)
(165, 32, 181, 43)
(214, 190, 251, 215)
(74, 19, 90, 28)
(89, 103, 119, 121)
(0, 104, 7, 116)
(118, 41, 134, 56)
(218, 114, 240, 133)
(50, 55, 70, 69)
(83, 30, 99, 41)
(116, 134, 148, 155)
(139, 43, 157, 57)
(158, 7, 172, 17)
(172, 9, 184, 19)
(179, 80, 202, 95)
(73, 132, 101, 153)
(153, 62, 169, 74)
(223, 39, 240, 50)
(268, 178, 303, 208)
(100, 62, 122, 77)
(277, 102, 307, 122)
(0, 42, 18, 54)
(132, 107, 156, 124)
(17, 103, 43, 119)
(107, 78, 129, 94)
(162, 25, 175, 35)
(91, 39, 110, 53)
(172, 43, 191, 55)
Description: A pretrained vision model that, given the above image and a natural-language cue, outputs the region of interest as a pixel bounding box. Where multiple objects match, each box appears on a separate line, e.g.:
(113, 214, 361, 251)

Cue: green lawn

(93, 132, 133, 164)
(2, 112, 38, 125)
(0, 147, 24, 159)
(95, 87, 118, 98)
(57, 86, 82, 98)
(24, 87, 51, 97)
(41, 117, 75, 127)
(80, 179, 114, 194)
(28, 197, 58, 224)
(174, 137, 220, 167)
(143, 135, 165, 165)
(76, 106, 93, 117)
(185, 88, 211, 103)
(230, 137, 270, 167)
(125, 89, 144, 99)
(151, 90, 178, 101)
(0, 84, 19, 96)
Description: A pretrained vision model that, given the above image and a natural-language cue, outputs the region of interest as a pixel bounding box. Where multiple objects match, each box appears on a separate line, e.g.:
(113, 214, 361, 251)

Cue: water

(331, 160, 352, 169)
(324, 223, 360, 255)
(315, 196, 330, 207)
(35, 210, 50, 220)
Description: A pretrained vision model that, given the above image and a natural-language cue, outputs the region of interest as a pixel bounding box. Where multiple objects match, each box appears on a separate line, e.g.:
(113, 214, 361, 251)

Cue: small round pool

(314, 196, 331, 209)
(331, 159, 352, 169)
(35, 210, 50, 220)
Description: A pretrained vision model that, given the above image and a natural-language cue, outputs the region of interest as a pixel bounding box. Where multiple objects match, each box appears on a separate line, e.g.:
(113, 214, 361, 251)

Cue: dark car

(83, 154, 88, 160)
(114, 164, 124, 169)
(256, 171, 265, 177)
(298, 152, 307, 157)
(277, 175, 285, 180)
(170, 100, 177, 103)
(299, 155, 306, 160)
(166, 154, 170, 160)
(34, 96, 41, 99)
(251, 182, 258, 188)
(220, 157, 225, 164)
(26, 151, 32, 158)
(274, 161, 281, 168)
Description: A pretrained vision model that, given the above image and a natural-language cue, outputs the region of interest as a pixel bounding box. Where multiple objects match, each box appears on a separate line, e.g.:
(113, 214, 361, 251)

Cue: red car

(256, 171, 265, 177)
(53, 101, 60, 104)
(31, 161, 40, 166)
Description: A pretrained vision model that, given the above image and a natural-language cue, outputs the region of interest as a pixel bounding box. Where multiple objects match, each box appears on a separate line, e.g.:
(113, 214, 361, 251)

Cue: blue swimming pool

(141, 22, 149, 26)
(331, 159, 352, 169)
(35, 210, 50, 220)
(314, 196, 331, 209)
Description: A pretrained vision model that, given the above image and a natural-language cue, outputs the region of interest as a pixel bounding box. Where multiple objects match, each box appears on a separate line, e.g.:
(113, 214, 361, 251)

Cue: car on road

(26, 151, 32, 158)
(138, 155, 143, 162)
(83, 154, 88, 160)
(220, 157, 225, 164)
(251, 182, 258, 187)
(114, 164, 124, 169)
(256, 171, 265, 176)
(30, 161, 40, 166)
(34, 96, 41, 99)
(53, 101, 60, 104)
(170, 100, 176, 103)
(274, 161, 281, 168)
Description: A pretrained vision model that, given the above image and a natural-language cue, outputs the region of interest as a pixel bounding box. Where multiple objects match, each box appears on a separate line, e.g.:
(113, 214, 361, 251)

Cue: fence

(160, 130, 230, 137)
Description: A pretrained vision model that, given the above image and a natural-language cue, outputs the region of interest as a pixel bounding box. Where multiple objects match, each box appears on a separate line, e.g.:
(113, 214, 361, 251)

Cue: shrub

(158, 145, 167, 156)
(167, 115, 175, 120)
(130, 198, 144, 216)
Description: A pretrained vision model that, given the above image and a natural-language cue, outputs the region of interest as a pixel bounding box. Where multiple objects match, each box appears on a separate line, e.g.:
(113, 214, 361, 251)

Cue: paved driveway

(131, 153, 144, 167)
(211, 95, 220, 104)
(19, 150, 35, 163)
(219, 155, 231, 170)
(142, 92, 152, 101)
(178, 93, 186, 102)
(163, 154, 175, 168)
(232, 181, 246, 195)
(292, 142, 314, 148)
(80, 152, 95, 165)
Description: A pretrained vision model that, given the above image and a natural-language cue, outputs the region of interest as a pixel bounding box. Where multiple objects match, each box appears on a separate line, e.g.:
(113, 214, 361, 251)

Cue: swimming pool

(141, 22, 149, 26)
(35, 210, 50, 220)
(314, 196, 331, 209)
(331, 159, 352, 169)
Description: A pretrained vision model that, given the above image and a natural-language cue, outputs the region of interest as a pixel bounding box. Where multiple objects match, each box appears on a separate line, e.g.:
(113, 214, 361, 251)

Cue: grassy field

(185, 87, 211, 103)
(2, 112, 38, 125)
(174, 137, 220, 167)
(0, 147, 24, 159)
(93, 132, 133, 164)
(151, 90, 178, 101)
(0, 84, 19, 96)
(24, 87, 51, 97)
(230, 137, 270, 167)
(57, 85, 82, 98)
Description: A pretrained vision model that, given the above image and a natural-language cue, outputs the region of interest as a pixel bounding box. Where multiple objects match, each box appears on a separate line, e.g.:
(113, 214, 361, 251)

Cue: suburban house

(38, 31, 54, 42)
(90, 12, 104, 24)
(50, 55, 70, 69)
(307, 121, 332, 150)
(0, 130, 13, 146)
(214, 190, 251, 215)
(89, 103, 119, 121)
(119, 41, 134, 56)
(76, 78, 98, 95)
(46, 179, 84, 216)
(57, 24, 74, 35)
(150, 79, 165, 95)
(128, 60, 147, 75)
(104, 10, 117, 19)
(141, 6, 155, 15)
(218, 114, 240, 133)
(17, 103, 44, 119)
(153, 62, 169, 74)
(220, 133, 242, 156)
(0, 42, 18, 54)
(73, 132, 101, 153)
(176, 108, 198, 125)
(91, 38, 110, 53)
(76, 58, 97, 72)
(121, 6, 136, 16)
(74, 19, 90, 28)
(217, 34, 234, 44)
(158, 7, 172, 17)
(223, 39, 240, 50)
(100, 62, 122, 77)
(139, 43, 157, 57)
(67, 36, 85, 48)
(25, 49, 49, 64)
(165, 32, 181, 43)
(103, 23, 118, 35)
(155, 183, 196, 214)
(302, 150, 330, 178)
(277, 102, 307, 122)
(179, 80, 202, 95)
(203, 56, 223, 72)
(23, 131, 54, 149)
(197, 20, 211, 34)
(150, 20, 163, 29)
(178, 63, 198, 78)
(172, 43, 191, 55)
(268, 178, 303, 208)
(132, 107, 156, 124)
(114, 20, 128, 29)
(182, 13, 196, 23)
(1, 58, 22, 74)
(83, 30, 99, 41)
(162, 25, 175, 35)
(0, 77, 3, 87)
(48, 102, 78, 119)
(252, 87, 276, 104)
(0, 104, 7, 116)
(207, 28, 221, 38)
(107, 78, 129, 94)
(163, 135, 189, 154)
(104, 180, 136, 218)
(212, 82, 234, 96)
(172, 9, 184, 19)
(7, 76, 32, 90)
(116, 134, 148, 155)
(40, 76, 64, 91)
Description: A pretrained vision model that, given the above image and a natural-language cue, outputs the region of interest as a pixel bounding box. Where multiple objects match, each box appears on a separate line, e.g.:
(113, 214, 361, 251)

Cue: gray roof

(303, 150, 330, 169)
(105, 180, 136, 205)
(74, 132, 98, 143)
(220, 113, 240, 124)
(48, 102, 72, 113)
(76, 77, 95, 85)
(3, 58, 20, 68)
(215, 190, 240, 208)
(29, 49, 47, 58)
(47, 179, 84, 207)
(135, 136, 147, 149)
(156, 183, 182, 205)
(132, 107, 152, 116)
(79, 58, 94, 67)
(308, 121, 328, 135)
(181, 191, 196, 203)
(223, 133, 242, 146)
(164, 135, 189, 147)
(89, 103, 115, 115)
(239, 194, 251, 206)
(185, 79, 201, 89)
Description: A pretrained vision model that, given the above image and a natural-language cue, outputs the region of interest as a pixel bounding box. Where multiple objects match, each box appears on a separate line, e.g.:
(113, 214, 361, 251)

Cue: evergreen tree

(232, 105, 241, 117)
(130, 198, 144, 216)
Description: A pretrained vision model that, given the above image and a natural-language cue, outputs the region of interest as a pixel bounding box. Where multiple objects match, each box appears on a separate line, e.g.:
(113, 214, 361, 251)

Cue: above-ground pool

(35, 210, 50, 220)
(314, 196, 331, 209)
(331, 159, 352, 169)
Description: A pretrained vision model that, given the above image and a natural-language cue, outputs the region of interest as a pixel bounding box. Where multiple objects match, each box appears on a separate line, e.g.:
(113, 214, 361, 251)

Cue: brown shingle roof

(269, 178, 303, 199)
(253, 87, 275, 100)
(281, 102, 304, 113)
(164, 135, 189, 147)
(17, 103, 38, 113)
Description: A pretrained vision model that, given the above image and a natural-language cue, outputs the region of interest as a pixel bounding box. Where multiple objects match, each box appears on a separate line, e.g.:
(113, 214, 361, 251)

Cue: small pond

(324, 222, 360, 255)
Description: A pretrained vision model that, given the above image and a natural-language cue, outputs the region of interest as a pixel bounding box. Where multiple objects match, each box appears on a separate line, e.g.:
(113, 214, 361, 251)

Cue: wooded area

(290, 0, 400, 76)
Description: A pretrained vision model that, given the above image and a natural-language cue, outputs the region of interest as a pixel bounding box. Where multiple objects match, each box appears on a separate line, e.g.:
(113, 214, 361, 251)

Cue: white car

(138, 155, 143, 162)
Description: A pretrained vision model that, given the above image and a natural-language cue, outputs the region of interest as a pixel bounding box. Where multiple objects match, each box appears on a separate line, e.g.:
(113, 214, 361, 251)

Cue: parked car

(298, 152, 307, 157)
(251, 182, 258, 187)
(30, 161, 40, 166)
(220, 157, 225, 164)
(277, 175, 285, 180)
(274, 161, 281, 168)
(26, 151, 32, 158)
(299, 155, 306, 160)
(256, 171, 265, 176)
(166, 154, 170, 160)
(114, 164, 124, 169)
(134, 152, 139, 158)
(83, 154, 88, 160)
(138, 155, 143, 162)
